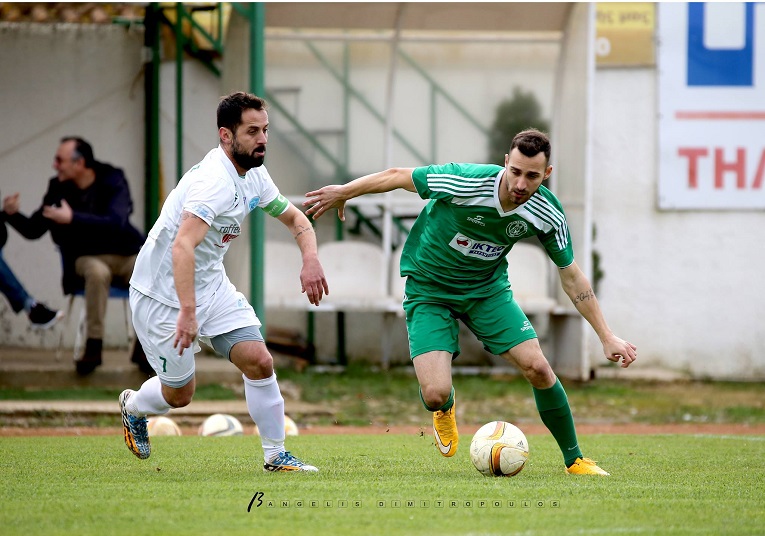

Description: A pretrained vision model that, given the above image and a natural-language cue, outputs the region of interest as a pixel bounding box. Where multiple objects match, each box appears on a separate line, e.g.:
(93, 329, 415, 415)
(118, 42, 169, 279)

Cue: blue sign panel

(687, 2, 754, 86)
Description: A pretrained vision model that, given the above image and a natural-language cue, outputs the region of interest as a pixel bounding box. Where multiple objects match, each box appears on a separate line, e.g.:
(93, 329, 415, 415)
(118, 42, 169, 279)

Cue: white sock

(127, 376, 172, 416)
(243, 373, 285, 463)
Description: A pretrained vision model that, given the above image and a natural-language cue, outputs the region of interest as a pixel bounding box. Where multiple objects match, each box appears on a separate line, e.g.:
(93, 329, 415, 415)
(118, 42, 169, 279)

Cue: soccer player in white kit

(120, 92, 328, 472)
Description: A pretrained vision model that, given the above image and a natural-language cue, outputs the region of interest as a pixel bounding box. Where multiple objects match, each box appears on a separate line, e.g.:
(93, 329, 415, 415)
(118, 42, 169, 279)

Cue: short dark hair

(509, 129, 551, 164)
(60, 136, 95, 168)
(217, 92, 267, 133)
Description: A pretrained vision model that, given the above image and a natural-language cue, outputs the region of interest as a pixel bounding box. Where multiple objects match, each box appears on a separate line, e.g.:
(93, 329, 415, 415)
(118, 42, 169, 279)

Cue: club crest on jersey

(506, 220, 528, 238)
(449, 234, 506, 260)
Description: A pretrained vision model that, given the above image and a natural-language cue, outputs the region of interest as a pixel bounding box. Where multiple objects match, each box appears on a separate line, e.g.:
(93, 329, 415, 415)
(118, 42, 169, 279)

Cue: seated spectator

(0, 208, 62, 328)
(2, 137, 151, 376)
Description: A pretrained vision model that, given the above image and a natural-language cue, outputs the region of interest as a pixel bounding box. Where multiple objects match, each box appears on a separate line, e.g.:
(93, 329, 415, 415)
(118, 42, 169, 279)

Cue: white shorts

(129, 282, 261, 388)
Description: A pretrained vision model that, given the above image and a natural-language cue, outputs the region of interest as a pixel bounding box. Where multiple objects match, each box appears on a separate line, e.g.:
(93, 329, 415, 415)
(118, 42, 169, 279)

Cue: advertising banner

(658, 3, 765, 209)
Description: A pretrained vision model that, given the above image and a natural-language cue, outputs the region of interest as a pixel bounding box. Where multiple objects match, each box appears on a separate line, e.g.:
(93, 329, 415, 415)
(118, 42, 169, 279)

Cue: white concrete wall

(4, 23, 763, 378)
(265, 38, 559, 189)
(0, 23, 146, 349)
(592, 67, 765, 380)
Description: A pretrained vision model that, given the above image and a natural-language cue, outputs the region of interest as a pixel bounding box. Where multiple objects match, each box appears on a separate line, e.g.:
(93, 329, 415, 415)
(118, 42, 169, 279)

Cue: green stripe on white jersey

(403, 163, 574, 294)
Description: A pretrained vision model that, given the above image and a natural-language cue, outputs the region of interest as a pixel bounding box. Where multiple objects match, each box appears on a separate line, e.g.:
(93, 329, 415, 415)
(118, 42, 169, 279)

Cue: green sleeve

(411, 166, 433, 199)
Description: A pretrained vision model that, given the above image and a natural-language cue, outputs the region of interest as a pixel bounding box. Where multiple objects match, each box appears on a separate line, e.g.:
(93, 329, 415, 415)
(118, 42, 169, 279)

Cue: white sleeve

(256, 167, 279, 207)
(183, 176, 232, 225)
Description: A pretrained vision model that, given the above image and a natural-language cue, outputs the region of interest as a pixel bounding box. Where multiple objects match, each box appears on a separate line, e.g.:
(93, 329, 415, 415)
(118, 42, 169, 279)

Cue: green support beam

(144, 3, 161, 229)
(248, 3, 266, 335)
(175, 3, 184, 182)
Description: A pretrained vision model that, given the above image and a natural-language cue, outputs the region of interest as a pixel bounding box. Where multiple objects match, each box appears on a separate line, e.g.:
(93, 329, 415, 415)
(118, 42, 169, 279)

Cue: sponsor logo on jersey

(467, 215, 485, 226)
(217, 224, 241, 247)
(520, 320, 533, 332)
(506, 220, 528, 238)
(449, 233, 506, 260)
(248, 197, 260, 212)
(233, 192, 239, 208)
(220, 224, 240, 235)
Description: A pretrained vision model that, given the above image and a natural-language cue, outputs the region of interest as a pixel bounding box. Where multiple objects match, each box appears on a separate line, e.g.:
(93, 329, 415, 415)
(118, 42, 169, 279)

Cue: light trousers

(74, 254, 137, 339)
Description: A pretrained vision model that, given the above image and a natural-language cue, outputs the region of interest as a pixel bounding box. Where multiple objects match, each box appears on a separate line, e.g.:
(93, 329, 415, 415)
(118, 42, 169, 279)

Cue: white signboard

(658, 3, 765, 209)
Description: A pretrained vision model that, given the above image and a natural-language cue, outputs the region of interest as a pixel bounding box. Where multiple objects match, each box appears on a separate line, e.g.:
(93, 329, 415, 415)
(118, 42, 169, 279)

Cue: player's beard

(510, 189, 530, 205)
(231, 136, 265, 170)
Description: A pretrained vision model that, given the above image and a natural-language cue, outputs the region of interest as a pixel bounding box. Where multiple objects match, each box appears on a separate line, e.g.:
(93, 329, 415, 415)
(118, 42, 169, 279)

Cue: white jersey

(130, 146, 289, 309)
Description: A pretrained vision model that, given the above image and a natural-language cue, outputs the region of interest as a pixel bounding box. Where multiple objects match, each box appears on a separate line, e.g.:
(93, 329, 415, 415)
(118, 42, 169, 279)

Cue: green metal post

(176, 3, 184, 181)
(144, 3, 161, 229)
(249, 3, 266, 335)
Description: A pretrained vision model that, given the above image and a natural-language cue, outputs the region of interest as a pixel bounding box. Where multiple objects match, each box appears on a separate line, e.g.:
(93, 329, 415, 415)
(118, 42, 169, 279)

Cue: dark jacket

(0, 209, 7, 250)
(5, 162, 145, 295)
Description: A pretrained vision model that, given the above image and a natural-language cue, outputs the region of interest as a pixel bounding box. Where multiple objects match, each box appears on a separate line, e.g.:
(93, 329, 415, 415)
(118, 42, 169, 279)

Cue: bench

(265, 240, 401, 368)
(265, 240, 560, 368)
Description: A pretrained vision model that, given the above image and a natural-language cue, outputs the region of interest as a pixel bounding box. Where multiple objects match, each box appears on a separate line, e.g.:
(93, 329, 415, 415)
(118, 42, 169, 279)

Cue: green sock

(532, 378, 583, 467)
(420, 386, 454, 412)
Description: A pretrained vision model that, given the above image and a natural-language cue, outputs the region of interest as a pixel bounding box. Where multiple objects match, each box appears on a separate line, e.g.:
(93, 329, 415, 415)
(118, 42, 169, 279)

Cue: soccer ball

(469, 421, 529, 477)
(147, 416, 182, 436)
(198, 414, 244, 437)
(253, 415, 299, 436)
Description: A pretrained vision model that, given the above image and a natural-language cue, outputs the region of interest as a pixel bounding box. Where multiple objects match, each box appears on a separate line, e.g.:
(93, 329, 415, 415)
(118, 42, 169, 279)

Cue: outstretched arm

(3, 193, 50, 240)
(558, 261, 637, 368)
(276, 203, 329, 306)
(303, 167, 416, 221)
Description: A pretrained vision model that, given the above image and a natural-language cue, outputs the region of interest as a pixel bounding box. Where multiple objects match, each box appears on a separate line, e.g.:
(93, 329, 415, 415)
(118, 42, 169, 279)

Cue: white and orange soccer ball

(253, 415, 299, 437)
(198, 414, 244, 437)
(469, 421, 529, 477)
(147, 416, 182, 436)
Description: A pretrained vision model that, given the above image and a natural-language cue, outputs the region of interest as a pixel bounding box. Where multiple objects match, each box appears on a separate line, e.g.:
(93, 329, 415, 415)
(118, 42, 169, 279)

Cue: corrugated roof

(0, 2, 144, 24)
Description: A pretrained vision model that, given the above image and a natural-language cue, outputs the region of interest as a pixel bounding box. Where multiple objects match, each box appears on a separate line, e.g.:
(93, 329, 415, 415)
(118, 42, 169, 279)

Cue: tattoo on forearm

(572, 289, 595, 306)
(293, 225, 314, 239)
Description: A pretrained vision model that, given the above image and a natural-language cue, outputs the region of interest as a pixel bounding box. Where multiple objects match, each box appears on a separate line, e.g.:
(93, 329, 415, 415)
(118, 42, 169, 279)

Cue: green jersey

(401, 163, 574, 295)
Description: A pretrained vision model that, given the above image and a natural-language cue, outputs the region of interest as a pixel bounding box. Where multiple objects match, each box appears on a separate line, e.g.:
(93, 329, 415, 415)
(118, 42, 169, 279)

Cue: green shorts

(402, 277, 537, 360)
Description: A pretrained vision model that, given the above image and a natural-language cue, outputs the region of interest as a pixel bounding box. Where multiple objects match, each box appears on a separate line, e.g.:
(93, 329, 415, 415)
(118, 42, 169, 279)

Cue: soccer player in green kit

(304, 129, 637, 475)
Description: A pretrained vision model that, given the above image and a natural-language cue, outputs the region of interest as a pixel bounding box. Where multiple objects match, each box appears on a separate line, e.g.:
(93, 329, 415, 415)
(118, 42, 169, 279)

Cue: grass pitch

(2, 432, 763, 535)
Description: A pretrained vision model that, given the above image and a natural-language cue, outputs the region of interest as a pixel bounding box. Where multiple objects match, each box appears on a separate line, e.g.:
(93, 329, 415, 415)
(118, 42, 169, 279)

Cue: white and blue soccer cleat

(263, 451, 318, 472)
(119, 389, 151, 460)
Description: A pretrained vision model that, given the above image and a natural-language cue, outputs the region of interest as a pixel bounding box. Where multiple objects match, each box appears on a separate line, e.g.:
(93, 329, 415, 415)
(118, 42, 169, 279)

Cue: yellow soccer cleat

(433, 402, 459, 457)
(565, 457, 610, 476)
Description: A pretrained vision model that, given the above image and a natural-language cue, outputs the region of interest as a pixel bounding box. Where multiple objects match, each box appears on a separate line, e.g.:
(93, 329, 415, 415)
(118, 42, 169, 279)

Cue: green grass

(2, 433, 764, 535)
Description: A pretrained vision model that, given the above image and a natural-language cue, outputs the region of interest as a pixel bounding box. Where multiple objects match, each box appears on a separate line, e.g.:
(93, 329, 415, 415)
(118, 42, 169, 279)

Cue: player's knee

(238, 351, 274, 379)
(421, 384, 450, 409)
(522, 358, 555, 388)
